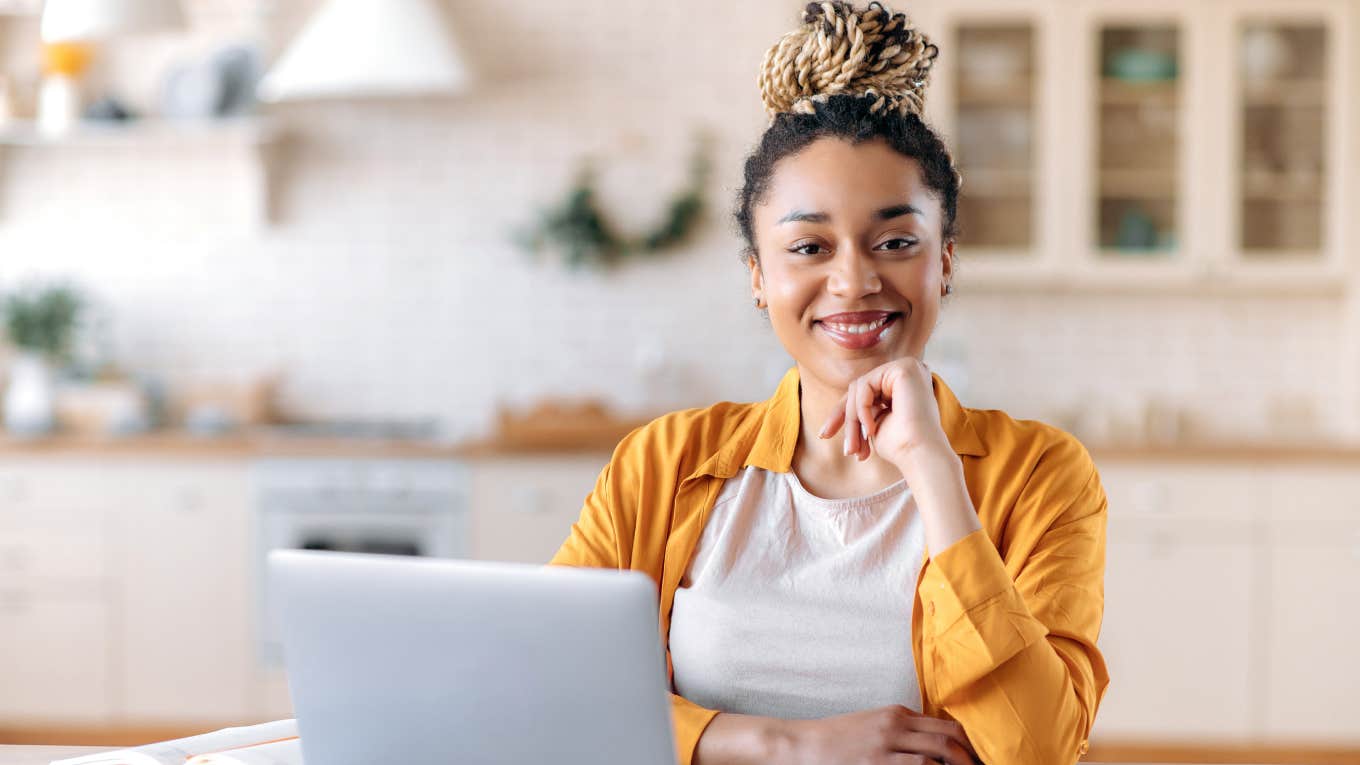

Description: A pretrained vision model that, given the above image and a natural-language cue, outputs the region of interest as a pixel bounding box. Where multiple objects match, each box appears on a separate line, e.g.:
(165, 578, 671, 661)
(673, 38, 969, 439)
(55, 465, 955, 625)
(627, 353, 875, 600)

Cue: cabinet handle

(0, 590, 27, 613)
(1150, 530, 1174, 559)
(0, 545, 29, 572)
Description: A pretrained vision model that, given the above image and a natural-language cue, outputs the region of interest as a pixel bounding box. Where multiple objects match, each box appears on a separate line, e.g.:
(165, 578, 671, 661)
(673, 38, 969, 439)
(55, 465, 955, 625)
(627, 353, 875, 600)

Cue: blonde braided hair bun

(759, 1, 939, 121)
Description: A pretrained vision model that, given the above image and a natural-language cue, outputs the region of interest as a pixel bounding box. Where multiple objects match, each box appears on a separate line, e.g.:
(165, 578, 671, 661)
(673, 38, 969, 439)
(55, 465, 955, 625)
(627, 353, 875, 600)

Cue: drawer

(0, 589, 113, 723)
(0, 528, 107, 584)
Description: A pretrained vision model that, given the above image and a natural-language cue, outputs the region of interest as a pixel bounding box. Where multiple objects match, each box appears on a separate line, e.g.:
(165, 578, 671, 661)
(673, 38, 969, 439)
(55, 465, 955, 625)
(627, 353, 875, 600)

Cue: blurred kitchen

(0, 0, 1356, 762)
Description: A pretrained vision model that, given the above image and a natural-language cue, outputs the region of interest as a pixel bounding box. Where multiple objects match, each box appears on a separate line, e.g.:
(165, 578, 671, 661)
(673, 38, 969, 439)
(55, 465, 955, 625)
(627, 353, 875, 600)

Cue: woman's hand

(818, 358, 948, 471)
(772, 705, 980, 765)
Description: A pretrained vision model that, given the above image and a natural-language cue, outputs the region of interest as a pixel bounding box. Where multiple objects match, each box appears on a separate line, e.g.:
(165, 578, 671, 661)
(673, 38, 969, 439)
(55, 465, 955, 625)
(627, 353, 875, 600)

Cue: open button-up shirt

(550, 365, 1110, 765)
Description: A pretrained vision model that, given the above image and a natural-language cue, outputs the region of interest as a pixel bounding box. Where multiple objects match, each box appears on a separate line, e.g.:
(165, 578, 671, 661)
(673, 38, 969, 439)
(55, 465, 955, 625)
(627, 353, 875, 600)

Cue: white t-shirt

(669, 465, 926, 720)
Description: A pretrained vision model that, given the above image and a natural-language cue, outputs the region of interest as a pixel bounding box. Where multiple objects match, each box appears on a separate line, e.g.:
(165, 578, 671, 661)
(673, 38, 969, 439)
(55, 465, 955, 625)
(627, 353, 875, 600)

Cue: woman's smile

(815, 310, 905, 350)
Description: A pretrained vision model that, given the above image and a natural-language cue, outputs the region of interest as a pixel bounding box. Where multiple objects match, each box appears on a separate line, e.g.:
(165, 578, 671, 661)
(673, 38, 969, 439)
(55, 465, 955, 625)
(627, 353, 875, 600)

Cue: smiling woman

(550, 4, 1109, 765)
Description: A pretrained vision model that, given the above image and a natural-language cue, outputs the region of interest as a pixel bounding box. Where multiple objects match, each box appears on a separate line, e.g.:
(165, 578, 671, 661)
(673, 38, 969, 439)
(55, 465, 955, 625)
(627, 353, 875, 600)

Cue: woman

(551, 3, 1109, 764)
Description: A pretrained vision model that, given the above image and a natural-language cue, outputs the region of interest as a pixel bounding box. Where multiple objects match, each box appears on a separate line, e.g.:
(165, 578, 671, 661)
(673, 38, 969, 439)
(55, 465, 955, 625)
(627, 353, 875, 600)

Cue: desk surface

(0, 747, 103, 765)
(0, 751, 1249, 765)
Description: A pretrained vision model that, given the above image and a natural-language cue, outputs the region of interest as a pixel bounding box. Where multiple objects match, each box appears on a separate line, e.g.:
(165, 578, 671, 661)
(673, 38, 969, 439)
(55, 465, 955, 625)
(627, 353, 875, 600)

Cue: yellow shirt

(549, 365, 1110, 765)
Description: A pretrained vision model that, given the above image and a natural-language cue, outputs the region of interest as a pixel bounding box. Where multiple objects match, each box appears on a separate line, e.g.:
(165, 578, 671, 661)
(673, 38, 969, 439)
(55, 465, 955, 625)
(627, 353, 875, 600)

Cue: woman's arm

(548, 457, 725, 765)
(913, 451, 1109, 765)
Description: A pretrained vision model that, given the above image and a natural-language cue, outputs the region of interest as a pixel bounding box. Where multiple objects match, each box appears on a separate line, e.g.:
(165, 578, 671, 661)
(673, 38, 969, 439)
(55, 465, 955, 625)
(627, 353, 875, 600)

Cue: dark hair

(733, 93, 961, 263)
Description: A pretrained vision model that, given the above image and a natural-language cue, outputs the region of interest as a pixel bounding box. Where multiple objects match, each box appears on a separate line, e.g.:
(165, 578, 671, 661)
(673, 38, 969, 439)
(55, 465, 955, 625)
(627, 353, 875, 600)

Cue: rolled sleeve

(921, 528, 1052, 701)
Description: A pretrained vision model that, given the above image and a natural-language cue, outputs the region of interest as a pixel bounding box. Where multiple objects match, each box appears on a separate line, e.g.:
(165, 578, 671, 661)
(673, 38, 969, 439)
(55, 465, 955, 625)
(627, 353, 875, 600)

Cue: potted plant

(2, 283, 82, 436)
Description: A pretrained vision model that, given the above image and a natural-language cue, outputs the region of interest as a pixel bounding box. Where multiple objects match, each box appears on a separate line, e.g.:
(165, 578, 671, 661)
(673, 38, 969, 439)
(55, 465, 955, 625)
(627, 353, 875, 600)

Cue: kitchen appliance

(253, 456, 469, 665)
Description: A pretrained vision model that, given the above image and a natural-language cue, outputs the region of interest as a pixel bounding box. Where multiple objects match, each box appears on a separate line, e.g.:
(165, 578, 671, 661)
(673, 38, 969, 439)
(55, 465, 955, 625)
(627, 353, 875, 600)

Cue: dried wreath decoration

(514, 132, 713, 270)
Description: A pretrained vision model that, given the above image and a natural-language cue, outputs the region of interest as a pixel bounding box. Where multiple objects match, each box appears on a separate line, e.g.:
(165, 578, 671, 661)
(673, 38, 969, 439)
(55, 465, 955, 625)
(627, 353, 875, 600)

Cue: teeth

(825, 315, 890, 334)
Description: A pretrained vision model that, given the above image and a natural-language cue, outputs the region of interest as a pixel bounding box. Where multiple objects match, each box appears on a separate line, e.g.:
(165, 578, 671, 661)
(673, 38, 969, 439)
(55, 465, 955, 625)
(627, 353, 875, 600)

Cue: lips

(816, 310, 896, 324)
(815, 311, 902, 350)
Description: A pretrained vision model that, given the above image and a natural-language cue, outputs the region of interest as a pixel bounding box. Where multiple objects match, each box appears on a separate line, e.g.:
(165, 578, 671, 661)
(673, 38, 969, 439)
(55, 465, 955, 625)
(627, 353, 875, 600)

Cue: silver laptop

(267, 549, 678, 765)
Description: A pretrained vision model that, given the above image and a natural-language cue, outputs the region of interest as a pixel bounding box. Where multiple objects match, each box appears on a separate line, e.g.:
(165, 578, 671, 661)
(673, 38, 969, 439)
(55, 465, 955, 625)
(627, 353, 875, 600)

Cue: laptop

(267, 549, 678, 765)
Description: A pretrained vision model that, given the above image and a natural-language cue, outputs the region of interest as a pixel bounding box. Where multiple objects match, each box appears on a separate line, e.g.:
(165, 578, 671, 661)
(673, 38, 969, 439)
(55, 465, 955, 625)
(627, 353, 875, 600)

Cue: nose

(826, 246, 881, 297)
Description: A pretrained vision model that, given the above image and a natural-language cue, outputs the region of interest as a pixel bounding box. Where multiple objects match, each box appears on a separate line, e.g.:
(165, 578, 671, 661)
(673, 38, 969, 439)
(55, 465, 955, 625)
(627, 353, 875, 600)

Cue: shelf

(960, 265, 1346, 297)
(1243, 78, 1326, 107)
(0, 117, 284, 226)
(0, 117, 278, 148)
(1098, 169, 1176, 200)
(957, 79, 1034, 107)
(958, 168, 1033, 198)
(0, 0, 40, 15)
(1100, 78, 1179, 105)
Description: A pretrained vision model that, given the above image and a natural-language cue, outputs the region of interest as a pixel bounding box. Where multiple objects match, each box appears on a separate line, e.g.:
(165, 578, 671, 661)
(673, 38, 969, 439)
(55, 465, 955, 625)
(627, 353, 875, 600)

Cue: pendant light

(256, 0, 472, 102)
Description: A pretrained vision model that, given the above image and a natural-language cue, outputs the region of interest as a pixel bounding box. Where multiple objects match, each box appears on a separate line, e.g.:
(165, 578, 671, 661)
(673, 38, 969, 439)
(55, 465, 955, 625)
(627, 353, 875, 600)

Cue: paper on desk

(48, 720, 298, 765)
(186, 738, 301, 765)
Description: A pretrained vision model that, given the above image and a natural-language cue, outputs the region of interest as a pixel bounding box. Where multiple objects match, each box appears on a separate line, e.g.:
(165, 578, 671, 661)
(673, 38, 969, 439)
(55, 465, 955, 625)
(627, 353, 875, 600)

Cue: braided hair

(736, 1, 962, 264)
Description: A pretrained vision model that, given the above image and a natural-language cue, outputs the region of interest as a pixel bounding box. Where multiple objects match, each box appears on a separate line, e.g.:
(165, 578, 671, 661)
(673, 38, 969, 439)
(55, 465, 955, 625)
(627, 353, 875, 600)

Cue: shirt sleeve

(918, 443, 1110, 765)
(547, 454, 722, 765)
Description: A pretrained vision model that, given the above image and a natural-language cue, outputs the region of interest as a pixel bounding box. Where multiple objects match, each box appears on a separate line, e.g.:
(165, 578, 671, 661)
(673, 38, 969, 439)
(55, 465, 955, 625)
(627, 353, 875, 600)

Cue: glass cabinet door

(1096, 25, 1181, 257)
(952, 23, 1036, 252)
(1237, 23, 1328, 256)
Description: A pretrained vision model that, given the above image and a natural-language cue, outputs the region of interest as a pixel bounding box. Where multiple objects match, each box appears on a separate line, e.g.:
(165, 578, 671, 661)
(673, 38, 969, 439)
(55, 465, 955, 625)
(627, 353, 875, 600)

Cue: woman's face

(749, 136, 954, 392)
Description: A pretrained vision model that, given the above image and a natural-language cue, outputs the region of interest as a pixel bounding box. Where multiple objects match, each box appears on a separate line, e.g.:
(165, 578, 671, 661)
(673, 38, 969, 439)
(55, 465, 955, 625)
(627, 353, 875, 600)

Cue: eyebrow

(777, 204, 925, 225)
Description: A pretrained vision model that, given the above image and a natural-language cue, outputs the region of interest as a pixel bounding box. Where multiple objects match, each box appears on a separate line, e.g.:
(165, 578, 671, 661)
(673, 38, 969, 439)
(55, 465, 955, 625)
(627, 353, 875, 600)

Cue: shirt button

(927, 601, 937, 616)
(1078, 740, 1090, 756)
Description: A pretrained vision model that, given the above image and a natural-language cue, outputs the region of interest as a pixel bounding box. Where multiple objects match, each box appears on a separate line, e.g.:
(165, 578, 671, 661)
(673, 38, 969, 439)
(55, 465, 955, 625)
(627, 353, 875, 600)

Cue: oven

(252, 456, 469, 665)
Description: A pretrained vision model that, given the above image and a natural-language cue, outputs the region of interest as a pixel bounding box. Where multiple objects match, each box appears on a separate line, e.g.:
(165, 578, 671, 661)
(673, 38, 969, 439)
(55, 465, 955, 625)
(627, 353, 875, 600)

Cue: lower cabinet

(1092, 460, 1360, 747)
(1263, 524, 1360, 741)
(0, 592, 112, 723)
(115, 463, 257, 722)
(1096, 515, 1256, 740)
(2, 451, 1357, 751)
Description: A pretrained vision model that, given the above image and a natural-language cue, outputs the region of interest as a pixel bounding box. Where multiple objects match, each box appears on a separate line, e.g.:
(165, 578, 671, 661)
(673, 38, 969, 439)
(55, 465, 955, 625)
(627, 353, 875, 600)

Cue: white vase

(4, 353, 56, 436)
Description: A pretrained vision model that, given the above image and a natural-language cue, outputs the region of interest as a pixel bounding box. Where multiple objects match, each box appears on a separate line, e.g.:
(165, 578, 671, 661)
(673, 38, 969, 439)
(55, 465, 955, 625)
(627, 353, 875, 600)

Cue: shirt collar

(694, 364, 987, 481)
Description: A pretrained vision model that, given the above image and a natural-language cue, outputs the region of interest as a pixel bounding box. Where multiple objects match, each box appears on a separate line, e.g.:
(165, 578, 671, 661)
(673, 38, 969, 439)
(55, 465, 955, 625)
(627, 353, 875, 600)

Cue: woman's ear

(941, 240, 955, 284)
(749, 256, 764, 304)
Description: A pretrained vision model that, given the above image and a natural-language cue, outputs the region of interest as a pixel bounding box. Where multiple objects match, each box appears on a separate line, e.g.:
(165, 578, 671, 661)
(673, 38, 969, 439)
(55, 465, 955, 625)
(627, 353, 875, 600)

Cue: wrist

(892, 434, 959, 481)
(695, 713, 793, 765)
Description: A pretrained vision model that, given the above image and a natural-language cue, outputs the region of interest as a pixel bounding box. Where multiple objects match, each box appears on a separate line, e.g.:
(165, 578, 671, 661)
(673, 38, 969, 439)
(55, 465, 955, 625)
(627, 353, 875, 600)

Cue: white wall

(0, 0, 1349, 443)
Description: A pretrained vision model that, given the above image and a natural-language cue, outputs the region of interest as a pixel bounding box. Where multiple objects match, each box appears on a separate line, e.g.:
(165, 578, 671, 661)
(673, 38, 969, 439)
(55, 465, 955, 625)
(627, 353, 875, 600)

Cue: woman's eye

(789, 242, 826, 255)
(879, 238, 918, 251)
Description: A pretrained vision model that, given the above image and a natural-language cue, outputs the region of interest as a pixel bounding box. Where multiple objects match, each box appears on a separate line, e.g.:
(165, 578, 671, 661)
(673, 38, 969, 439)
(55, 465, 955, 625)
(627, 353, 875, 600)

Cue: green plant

(515, 131, 714, 269)
(3, 283, 83, 360)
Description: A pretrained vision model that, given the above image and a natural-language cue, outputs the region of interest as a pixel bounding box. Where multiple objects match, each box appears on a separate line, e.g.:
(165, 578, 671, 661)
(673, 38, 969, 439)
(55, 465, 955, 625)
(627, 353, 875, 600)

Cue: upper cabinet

(916, 0, 1354, 293)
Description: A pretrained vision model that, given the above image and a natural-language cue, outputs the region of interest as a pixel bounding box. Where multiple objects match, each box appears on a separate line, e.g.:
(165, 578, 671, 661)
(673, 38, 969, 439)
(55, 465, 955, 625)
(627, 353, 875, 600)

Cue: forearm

(896, 440, 981, 555)
(693, 712, 788, 765)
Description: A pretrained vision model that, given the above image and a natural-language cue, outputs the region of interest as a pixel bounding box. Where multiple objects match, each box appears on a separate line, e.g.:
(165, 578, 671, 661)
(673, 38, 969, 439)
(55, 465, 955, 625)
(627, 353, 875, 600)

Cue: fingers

(856, 375, 879, 446)
(843, 384, 860, 457)
(895, 714, 979, 762)
(888, 730, 974, 765)
(819, 399, 846, 439)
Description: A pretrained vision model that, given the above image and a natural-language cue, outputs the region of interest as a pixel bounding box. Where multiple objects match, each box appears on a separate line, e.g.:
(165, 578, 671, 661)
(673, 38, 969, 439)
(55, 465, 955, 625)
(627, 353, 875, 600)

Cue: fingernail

(818, 422, 829, 438)
(843, 437, 850, 456)
(860, 422, 868, 443)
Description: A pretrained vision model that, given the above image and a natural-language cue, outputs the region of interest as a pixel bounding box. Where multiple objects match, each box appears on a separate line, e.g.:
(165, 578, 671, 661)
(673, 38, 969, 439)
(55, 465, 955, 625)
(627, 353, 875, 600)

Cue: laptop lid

(268, 549, 678, 765)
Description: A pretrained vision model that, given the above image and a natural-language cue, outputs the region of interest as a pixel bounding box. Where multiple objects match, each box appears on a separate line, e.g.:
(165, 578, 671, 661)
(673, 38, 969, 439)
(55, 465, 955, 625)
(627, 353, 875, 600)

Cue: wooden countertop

(2, 429, 1360, 463)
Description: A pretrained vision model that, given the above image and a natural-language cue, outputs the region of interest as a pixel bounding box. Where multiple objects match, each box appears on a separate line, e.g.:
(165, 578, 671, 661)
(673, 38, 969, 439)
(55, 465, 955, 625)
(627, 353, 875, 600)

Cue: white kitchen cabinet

(467, 454, 612, 564)
(1263, 523, 1360, 742)
(114, 462, 257, 723)
(0, 591, 112, 722)
(1095, 514, 1257, 741)
(0, 461, 116, 725)
(913, 0, 1355, 293)
(1260, 469, 1360, 742)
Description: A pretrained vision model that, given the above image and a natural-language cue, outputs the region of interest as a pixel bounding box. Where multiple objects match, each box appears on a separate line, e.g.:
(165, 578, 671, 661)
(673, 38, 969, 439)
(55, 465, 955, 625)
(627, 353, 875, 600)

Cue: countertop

(3, 428, 1360, 463)
(0, 749, 1237, 765)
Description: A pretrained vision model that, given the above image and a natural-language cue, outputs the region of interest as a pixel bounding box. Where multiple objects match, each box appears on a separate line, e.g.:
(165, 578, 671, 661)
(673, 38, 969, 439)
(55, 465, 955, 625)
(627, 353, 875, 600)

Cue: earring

(754, 296, 764, 308)
(943, 283, 953, 296)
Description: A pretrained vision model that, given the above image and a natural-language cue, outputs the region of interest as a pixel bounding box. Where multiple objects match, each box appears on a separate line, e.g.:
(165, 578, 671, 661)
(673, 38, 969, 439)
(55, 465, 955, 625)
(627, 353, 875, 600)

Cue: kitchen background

(0, 0, 1357, 763)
